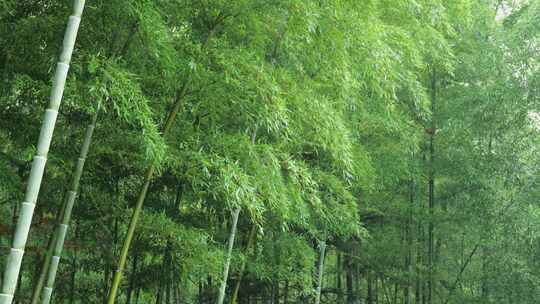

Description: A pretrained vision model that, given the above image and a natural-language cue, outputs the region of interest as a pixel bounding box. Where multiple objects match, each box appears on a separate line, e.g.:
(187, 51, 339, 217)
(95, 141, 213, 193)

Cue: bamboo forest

(1, 0, 540, 304)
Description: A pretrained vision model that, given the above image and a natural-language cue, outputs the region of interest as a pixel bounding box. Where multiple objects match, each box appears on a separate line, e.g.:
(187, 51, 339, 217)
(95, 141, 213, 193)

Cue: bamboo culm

(315, 239, 327, 304)
(231, 224, 257, 304)
(106, 18, 230, 303)
(216, 208, 241, 304)
(427, 67, 437, 304)
(30, 233, 57, 304)
(106, 76, 191, 304)
(39, 109, 98, 304)
(0, 2, 85, 303)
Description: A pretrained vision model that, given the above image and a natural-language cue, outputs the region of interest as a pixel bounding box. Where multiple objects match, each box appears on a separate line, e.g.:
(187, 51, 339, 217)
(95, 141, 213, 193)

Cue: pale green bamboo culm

(31, 108, 97, 304)
(30, 233, 56, 304)
(216, 208, 241, 304)
(38, 109, 98, 304)
(314, 239, 327, 304)
(0, 2, 85, 304)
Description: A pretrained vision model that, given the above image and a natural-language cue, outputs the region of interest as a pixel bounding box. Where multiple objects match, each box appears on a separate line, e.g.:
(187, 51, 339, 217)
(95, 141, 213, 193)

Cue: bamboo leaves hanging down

(105, 9, 231, 302)
(106, 79, 191, 304)
(0, 1, 85, 304)
(1, 1, 538, 303)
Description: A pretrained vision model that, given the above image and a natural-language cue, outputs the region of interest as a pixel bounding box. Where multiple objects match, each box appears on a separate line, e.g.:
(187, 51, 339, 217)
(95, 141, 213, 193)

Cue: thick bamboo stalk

(0, 2, 85, 303)
(39, 110, 98, 304)
(216, 208, 241, 304)
(314, 239, 327, 304)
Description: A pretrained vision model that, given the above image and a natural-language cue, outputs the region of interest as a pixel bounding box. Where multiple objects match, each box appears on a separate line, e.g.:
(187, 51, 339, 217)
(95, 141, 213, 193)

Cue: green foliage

(0, 0, 538, 303)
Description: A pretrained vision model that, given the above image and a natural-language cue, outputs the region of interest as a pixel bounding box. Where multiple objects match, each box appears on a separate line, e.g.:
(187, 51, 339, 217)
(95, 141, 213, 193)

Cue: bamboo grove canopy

(0, 0, 539, 304)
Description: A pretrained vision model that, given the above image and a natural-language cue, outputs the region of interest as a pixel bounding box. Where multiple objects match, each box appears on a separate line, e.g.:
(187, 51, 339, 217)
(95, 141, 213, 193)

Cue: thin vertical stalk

(39, 109, 98, 304)
(0, 1, 85, 303)
(135, 286, 141, 304)
(126, 254, 138, 304)
(231, 224, 257, 304)
(30, 234, 57, 304)
(107, 80, 189, 304)
(198, 281, 203, 304)
(216, 208, 241, 304)
(106, 14, 232, 303)
(367, 272, 373, 304)
(31, 192, 67, 304)
(69, 250, 77, 304)
(427, 67, 437, 304)
(405, 178, 415, 304)
(314, 239, 327, 304)
(283, 280, 289, 304)
(346, 253, 354, 304)
(336, 252, 342, 304)
(416, 219, 423, 304)
(375, 275, 379, 304)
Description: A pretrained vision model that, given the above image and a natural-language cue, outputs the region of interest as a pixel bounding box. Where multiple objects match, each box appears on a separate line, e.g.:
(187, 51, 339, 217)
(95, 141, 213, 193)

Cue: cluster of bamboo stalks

(1, 2, 328, 304)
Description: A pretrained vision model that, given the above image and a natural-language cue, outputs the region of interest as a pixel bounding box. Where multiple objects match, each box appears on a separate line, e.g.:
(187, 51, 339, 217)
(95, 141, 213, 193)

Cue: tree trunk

(314, 239, 327, 304)
(216, 208, 241, 304)
(0, 2, 86, 303)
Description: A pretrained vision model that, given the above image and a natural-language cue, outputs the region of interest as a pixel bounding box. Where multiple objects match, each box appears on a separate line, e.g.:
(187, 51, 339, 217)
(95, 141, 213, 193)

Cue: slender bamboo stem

(314, 239, 327, 304)
(31, 193, 68, 303)
(427, 67, 437, 304)
(0, 2, 85, 303)
(216, 208, 241, 304)
(107, 75, 190, 304)
(30, 234, 57, 304)
(107, 166, 155, 304)
(39, 109, 98, 304)
(231, 224, 257, 304)
(106, 15, 229, 303)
